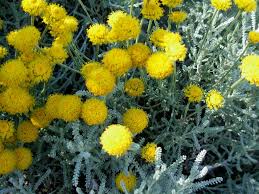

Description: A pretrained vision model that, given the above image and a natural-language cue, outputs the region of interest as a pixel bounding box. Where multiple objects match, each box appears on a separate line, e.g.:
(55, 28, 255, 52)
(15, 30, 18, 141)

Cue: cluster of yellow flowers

(211, 0, 256, 12)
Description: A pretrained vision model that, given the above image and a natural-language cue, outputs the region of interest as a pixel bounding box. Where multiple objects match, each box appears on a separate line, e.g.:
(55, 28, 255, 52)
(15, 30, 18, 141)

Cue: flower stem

(77, 0, 93, 23)
(146, 20, 153, 44)
(130, 0, 135, 15)
(183, 101, 190, 120)
(58, 63, 81, 74)
(225, 77, 245, 96)
(136, 18, 144, 43)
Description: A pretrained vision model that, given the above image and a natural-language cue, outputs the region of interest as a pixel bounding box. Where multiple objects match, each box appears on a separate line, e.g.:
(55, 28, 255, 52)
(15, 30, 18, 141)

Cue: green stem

(58, 63, 81, 74)
(167, 8, 172, 31)
(146, 20, 153, 44)
(136, 18, 144, 43)
(130, 0, 135, 15)
(95, 45, 99, 60)
(183, 102, 190, 120)
(31, 16, 34, 25)
(225, 77, 245, 96)
(77, 0, 93, 23)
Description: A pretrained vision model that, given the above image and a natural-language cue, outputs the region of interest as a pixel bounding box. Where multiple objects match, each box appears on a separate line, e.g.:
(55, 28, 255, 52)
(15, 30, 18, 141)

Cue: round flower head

(0, 59, 28, 87)
(141, 142, 157, 163)
(21, 0, 47, 16)
(81, 98, 108, 125)
(0, 149, 16, 175)
(240, 55, 259, 86)
(141, 0, 164, 20)
(234, 0, 256, 12)
(87, 24, 109, 45)
(161, 0, 183, 8)
(0, 46, 8, 58)
(169, 11, 188, 24)
(103, 48, 132, 77)
(42, 3, 67, 25)
(122, 108, 149, 134)
(211, 0, 232, 11)
(17, 121, 39, 143)
(127, 43, 151, 68)
(100, 124, 133, 157)
(150, 29, 182, 48)
(146, 52, 174, 79)
(107, 11, 127, 27)
(80, 61, 102, 79)
(57, 95, 82, 122)
(248, 31, 259, 44)
(0, 120, 15, 141)
(7, 26, 41, 53)
(184, 84, 203, 103)
(124, 78, 145, 97)
(165, 42, 187, 62)
(115, 171, 137, 193)
(30, 107, 52, 128)
(86, 67, 116, 96)
(0, 87, 35, 115)
(43, 42, 68, 65)
(63, 16, 79, 33)
(206, 90, 224, 110)
(15, 147, 33, 171)
(45, 94, 64, 119)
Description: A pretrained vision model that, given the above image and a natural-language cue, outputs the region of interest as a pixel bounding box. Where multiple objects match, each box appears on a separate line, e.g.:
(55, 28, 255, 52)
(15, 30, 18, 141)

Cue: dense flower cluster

(211, 0, 232, 11)
(169, 11, 188, 24)
(141, 142, 157, 163)
(124, 78, 145, 97)
(206, 90, 224, 110)
(184, 84, 203, 103)
(234, 0, 256, 12)
(115, 171, 137, 193)
(240, 55, 259, 86)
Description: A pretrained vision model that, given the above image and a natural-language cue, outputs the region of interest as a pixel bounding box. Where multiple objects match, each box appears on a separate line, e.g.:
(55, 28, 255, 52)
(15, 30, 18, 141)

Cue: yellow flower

(161, 0, 183, 8)
(81, 98, 108, 125)
(0, 149, 16, 175)
(80, 61, 102, 79)
(211, 0, 232, 11)
(15, 147, 33, 171)
(141, 143, 157, 163)
(0, 59, 28, 87)
(100, 124, 132, 157)
(248, 31, 259, 44)
(103, 48, 132, 77)
(45, 94, 64, 119)
(206, 90, 224, 110)
(107, 11, 127, 27)
(184, 84, 203, 103)
(0, 87, 35, 115)
(146, 52, 174, 79)
(240, 55, 259, 86)
(0, 46, 8, 58)
(17, 121, 39, 143)
(87, 24, 109, 45)
(0, 120, 15, 141)
(169, 11, 188, 24)
(124, 78, 145, 97)
(86, 67, 116, 96)
(30, 107, 52, 128)
(21, 0, 47, 16)
(42, 3, 67, 25)
(234, 0, 256, 12)
(57, 95, 82, 122)
(115, 171, 137, 193)
(127, 43, 151, 68)
(165, 42, 187, 62)
(63, 16, 79, 33)
(123, 108, 149, 134)
(54, 33, 73, 46)
(43, 42, 68, 64)
(7, 26, 41, 53)
(141, 0, 164, 20)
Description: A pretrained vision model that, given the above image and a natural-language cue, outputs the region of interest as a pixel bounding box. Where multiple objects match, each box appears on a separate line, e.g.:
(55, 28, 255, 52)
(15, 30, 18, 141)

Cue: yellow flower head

(0, 59, 28, 87)
(63, 16, 79, 33)
(0, 87, 35, 115)
(165, 42, 187, 62)
(141, 142, 157, 163)
(0, 120, 15, 141)
(45, 94, 64, 119)
(240, 55, 259, 86)
(7, 26, 41, 53)
(57, 95, 82, 122)
(87, 24, 110, 45)
(0, 149, 16, 175)
(42, 3, 67, 25)
(21, 0, 47, 16)
(123, 108, 149, 134)
(0, 46, 8, 58)
(211, 0, 232, 11)
(146, 52, 174, 79)
(100, 124, 133, 157)
(234, 0, 256, 12)
(80, 61, 102, 79)
(17, 121, 39, 143)
(107, 11, 127, 26)
(169, 11, 188, 24)
(43, 42, 68, 64)
(86, 67, 116, 96)
(248, 31, 259, 44)
(127, 43, 151, 68)
(124, 78, 145, 97)
(103, 48, 132, 77)
(184, 84, 203, 103)
(206, 90, 224, 110)
(15, 147, 33, 171)
(161, 0, 183, 8)
(115, 171, 137, 193)
(141, 0, 164, 20)
(81, 98, 108, 125)
(30, 107, 52, 128)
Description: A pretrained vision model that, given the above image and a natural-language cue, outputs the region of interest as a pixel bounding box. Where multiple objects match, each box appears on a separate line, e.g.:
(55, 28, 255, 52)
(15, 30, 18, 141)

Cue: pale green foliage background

(0, 0, 259, 193)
